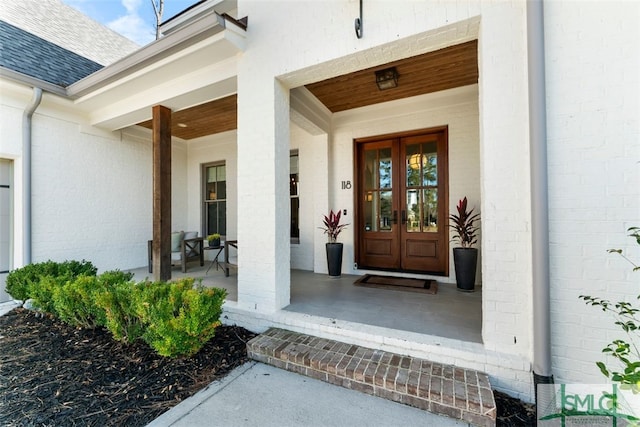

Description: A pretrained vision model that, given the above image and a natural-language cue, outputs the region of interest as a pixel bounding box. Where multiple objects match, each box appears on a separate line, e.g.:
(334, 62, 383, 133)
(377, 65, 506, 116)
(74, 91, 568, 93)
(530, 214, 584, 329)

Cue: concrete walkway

(148, 362, 469, 427)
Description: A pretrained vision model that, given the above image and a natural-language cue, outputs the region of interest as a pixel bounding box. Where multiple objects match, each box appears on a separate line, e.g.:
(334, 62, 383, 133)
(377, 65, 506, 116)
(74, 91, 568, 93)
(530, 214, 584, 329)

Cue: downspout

(22, 87, 43, 265)
(527, 0, 554, 395)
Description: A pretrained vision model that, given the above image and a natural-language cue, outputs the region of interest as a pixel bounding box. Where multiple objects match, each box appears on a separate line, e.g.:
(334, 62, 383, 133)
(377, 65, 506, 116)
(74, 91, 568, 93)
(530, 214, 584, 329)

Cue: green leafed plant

(6, 260, 97, 302)
(53, 270, 134, 329)
(53, 276, 104, 328)
(95, 280, 146, 343)
(136, 278, 227, 358)
(580, 227, 640, 387)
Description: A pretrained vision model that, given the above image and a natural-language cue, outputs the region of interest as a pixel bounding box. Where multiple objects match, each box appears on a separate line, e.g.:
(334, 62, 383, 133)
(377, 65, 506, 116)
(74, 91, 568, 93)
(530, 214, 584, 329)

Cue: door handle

(392, 210, 398, 224)
(401, 210, 407, 224)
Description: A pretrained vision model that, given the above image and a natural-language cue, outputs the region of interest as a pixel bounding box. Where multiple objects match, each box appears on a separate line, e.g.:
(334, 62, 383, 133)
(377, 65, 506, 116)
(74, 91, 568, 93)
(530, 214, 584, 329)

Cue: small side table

(204, 245, 224, 274)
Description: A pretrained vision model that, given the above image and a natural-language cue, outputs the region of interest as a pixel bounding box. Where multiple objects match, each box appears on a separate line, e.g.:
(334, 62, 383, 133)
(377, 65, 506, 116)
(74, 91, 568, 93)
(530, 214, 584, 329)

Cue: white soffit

(68, 11, 245, 130)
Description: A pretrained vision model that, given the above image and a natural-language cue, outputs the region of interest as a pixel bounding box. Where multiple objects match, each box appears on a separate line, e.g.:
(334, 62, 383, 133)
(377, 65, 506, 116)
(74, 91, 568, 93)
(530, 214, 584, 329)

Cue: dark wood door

(356, 128, 448, 275)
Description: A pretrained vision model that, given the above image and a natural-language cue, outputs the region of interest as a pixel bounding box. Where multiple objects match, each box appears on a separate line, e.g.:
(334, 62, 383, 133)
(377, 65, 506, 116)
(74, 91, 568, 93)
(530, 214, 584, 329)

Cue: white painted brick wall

(544, 1, 640, 385)
(28, 117, 153, 271)
(236, 0, 534, 397)
(0, 81, 189, 273)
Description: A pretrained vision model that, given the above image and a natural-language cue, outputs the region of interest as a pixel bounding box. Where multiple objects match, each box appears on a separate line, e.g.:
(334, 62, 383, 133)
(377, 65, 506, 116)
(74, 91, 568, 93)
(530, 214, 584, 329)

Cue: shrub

(7, 260, 227, 358)
(31, 275, 70, 314)
(53, 276, 103, 328)
(6, 260, 97, 301)
(52, 270, 133, 329)
(581, 227, 640, 386)
(136, 278, 227, 357)
(95, 281, 146, 343)
(98, 270, 134, 286)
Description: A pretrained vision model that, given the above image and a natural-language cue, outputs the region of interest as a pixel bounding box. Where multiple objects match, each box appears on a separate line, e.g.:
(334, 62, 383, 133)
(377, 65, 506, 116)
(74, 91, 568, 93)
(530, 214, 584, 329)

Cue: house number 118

(341, 180, 352, 190)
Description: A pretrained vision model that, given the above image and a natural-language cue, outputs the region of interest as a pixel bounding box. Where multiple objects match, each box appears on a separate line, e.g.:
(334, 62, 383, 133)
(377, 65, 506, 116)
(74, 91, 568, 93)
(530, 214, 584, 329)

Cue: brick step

(247, 328, 496, 427)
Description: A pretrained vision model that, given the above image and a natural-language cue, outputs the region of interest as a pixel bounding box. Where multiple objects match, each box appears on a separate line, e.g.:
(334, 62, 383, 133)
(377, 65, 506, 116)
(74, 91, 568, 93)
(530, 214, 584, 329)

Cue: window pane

(422, 142, 437, 186)
(207, 201, 227, 236)
(206, 165, 226, 200)
(290, 197, 299, 238)
(406, 189, 420, 232)
(217, 181, 226, 200)
(290, 152, 299, 241)
(218, 201, 226, 235)
(363, 191, 376, 231)
(423, 188, 438, 232)
(290, 173, 298, 196)
(217, 165, 226, 182)
(406, 144, 421, 187)
(207, 203, 218, 235)
(379, 148, 392, 189)
(380, 190, 393, 231)
(364, 150, 376, 190)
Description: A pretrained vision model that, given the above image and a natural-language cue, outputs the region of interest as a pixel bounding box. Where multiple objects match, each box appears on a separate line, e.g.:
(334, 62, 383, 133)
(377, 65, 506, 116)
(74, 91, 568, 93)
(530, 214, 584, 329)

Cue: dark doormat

(354, 274, 438, 294)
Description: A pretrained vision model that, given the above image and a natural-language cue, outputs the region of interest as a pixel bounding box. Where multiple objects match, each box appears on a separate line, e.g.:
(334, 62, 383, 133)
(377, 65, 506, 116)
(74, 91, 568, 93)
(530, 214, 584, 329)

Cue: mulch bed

(495, 390, 536, 426)
(1, 308, 535, 426)
(0, 308, 257, 426)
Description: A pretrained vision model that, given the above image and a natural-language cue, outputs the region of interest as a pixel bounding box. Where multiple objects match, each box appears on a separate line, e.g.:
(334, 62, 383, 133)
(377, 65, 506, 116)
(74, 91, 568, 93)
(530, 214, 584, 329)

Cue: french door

(355, 128, 449, 274)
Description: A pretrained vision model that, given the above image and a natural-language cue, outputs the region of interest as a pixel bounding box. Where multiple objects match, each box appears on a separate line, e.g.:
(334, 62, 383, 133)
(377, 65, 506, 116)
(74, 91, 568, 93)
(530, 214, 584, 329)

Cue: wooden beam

(152, 105, 172, 281)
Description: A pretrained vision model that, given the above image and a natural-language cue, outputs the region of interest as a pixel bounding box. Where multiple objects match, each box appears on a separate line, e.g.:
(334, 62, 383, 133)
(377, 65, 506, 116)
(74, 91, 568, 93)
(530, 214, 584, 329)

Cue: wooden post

(152, 105, 171, 282)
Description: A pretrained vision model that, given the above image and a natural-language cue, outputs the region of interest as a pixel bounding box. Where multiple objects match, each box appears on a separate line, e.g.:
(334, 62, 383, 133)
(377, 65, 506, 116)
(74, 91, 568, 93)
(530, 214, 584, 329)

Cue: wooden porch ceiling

(305, 40, 478, 113)
(137, 94, 237, 140)
(136, 40, 477, 139)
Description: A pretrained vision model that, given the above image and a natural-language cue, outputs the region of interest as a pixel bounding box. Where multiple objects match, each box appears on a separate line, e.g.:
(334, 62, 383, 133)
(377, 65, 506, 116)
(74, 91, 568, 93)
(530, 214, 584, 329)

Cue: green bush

(136, 278, 227, 358)
(30, 275, 69, 314)
(6, 260, 97, 301)
(51, 270, 132, 329)
(95, 280, 146, 343)
(7, 260, 227, 359)
(53, 276, 102, 328)
(98, 270, 134, 286)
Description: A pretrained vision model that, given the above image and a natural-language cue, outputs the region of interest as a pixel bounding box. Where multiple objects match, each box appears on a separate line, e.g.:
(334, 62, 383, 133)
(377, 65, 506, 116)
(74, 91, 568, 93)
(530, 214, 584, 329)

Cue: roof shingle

(0, 20, 103, 87)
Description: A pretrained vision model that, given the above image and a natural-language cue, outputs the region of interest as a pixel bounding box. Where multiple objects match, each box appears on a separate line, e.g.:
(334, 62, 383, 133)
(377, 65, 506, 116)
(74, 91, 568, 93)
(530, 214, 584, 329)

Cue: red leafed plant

(449, 197, 480, 248)
(320, 209, 349, 243)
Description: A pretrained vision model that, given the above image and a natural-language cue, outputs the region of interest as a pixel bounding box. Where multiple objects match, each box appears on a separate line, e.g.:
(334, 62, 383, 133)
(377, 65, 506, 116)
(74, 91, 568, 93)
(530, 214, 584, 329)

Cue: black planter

(453, 247, 478, 292)
(209, 238, 220, 248)
(326, 243, 344, 277)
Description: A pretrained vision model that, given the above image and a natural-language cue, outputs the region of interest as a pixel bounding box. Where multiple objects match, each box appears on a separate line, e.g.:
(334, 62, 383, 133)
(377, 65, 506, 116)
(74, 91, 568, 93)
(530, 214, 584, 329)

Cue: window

(203, 163, 226, 237)
(290, 151, 299, 243)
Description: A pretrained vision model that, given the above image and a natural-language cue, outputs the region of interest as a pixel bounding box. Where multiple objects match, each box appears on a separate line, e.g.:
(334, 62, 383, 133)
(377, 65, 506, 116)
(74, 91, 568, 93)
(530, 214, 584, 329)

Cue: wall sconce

(375, 67, 399, 90)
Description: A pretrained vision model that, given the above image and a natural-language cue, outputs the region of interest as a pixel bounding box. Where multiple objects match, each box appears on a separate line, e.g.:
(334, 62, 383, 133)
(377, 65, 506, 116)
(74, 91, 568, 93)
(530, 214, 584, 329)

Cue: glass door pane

(405, 141, 438, 233)
(363, 147, 393, 233)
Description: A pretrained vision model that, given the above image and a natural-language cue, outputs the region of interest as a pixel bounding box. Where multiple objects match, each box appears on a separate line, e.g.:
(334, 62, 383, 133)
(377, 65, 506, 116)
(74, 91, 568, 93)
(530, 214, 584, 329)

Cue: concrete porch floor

(127, 263, 482, 344)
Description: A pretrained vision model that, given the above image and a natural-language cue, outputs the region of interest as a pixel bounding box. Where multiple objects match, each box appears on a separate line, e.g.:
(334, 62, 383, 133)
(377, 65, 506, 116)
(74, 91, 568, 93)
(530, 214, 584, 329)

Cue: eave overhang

(68, 11, 246, 131)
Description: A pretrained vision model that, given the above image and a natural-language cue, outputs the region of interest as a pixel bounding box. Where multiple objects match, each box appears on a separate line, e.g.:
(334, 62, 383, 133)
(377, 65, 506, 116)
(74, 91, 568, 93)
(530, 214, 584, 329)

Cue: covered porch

(126, 265, 482, 344)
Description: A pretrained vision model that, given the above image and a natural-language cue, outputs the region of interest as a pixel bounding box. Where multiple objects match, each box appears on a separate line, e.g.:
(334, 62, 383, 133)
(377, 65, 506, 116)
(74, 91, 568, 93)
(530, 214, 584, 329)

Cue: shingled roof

(0, 20, 103, 87)
(0, 0, 139, 66)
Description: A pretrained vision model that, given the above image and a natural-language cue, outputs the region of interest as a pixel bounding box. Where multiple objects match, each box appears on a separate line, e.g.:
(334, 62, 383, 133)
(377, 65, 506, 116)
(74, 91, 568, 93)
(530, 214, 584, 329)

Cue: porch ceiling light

(408, 153, 423, 170)
(375, 67, 398, 90)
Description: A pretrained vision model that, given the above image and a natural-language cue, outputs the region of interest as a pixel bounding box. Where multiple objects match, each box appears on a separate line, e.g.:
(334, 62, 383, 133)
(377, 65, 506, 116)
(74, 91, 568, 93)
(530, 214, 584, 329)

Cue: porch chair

(147, 231, 204, 273)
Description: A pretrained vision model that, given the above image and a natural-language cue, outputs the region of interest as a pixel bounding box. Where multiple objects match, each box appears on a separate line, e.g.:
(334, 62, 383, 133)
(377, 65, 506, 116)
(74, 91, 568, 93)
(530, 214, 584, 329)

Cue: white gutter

(527, 0, 553, 391)
(67, 10, 231, 99)
(22, 87, 43, 265)
(0, 67, 66, 97)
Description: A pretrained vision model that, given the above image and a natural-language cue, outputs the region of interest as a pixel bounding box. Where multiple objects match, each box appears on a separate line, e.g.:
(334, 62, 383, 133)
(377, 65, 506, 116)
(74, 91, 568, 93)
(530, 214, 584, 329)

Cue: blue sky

(62, 0, 197, 45)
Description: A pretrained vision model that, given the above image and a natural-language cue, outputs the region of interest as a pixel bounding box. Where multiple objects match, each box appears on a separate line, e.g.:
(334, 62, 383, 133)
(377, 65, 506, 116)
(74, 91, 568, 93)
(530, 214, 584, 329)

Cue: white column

(313, 134, 330, 274)
(236, 75, 291, 312)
